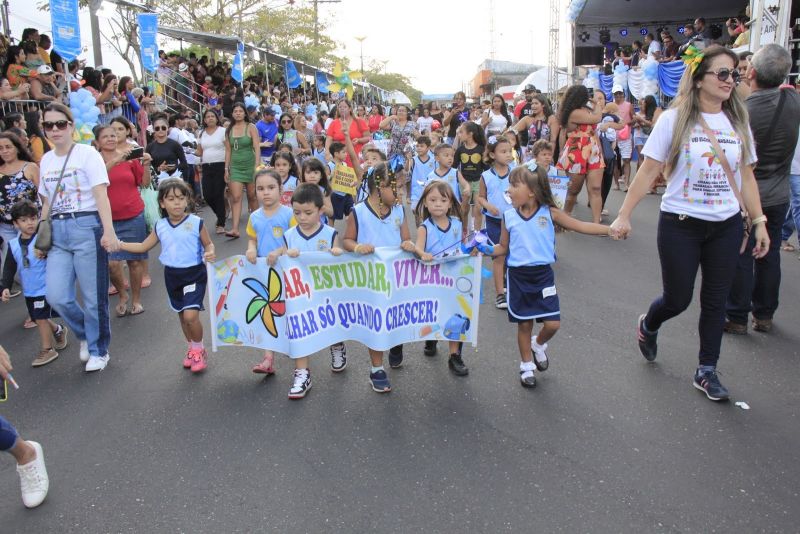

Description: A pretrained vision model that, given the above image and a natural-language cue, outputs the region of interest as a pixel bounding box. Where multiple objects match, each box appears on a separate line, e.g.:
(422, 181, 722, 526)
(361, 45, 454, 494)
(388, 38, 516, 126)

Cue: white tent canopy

(387, 90, 411, 105)
(514, 68, 571, 96)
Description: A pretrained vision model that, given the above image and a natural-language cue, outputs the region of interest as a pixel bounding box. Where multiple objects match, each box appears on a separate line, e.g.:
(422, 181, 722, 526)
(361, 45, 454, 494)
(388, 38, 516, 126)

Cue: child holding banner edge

(412, 181, 469, 376)
(343, 161, 417, 393)
(278, 183, 345, 398)
(245, 169, 294, 376)
(487, 166, 616, 388)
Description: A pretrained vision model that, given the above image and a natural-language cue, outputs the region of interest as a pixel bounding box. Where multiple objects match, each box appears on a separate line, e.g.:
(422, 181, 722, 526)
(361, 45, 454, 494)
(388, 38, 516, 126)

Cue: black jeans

(726, 202, 787, 324)
(201, 162, 227, 228)
(645, 211, 743, 367)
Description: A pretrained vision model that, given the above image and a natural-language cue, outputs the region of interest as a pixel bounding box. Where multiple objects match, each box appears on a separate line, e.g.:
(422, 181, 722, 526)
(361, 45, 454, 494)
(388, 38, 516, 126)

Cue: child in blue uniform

(343, 162, 416, 393)
(299, 158, 334, 225)
(488, 166, 614, 388)
(425, 143, 470, 228)
(0, 200, 68, 367)
(478, 136, 515, 309)
(277, 183, 345, 398)
(411, 181, 468, 375)
(118, 179, 216, 373)
(408, 135, 435, 220)
(246, 169, 294, 375)
(270, 151, 299, 206)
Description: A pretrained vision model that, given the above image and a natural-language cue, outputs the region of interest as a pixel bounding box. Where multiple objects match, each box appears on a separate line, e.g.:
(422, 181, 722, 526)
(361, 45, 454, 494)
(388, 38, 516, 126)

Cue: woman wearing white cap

(29, 65, 58, 103)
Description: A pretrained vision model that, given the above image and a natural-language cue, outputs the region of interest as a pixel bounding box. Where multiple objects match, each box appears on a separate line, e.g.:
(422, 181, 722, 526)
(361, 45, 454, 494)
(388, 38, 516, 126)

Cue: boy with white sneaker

(0, 345, 49, 508)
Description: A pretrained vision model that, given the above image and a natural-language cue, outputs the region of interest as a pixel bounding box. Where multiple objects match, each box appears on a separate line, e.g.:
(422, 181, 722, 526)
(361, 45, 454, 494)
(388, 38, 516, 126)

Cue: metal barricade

(0, 99, 48, 117)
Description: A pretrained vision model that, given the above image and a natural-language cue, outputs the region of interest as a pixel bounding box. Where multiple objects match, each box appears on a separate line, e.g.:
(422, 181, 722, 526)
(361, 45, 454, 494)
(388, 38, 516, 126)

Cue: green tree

(363, 70, 422, 107)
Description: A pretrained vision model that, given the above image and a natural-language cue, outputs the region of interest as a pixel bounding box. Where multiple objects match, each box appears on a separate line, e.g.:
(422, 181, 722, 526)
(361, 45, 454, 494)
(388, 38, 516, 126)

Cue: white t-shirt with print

(38, 143, 110, 215)
(642, 108, 757, 222)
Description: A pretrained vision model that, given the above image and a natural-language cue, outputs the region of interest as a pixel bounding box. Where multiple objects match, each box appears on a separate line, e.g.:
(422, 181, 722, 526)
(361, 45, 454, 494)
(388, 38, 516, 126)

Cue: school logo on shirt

(537, 216, 549, 228)
(317, 239, 329, 251)
(394, 217, 402, 230)
(272, 226, 284, 238)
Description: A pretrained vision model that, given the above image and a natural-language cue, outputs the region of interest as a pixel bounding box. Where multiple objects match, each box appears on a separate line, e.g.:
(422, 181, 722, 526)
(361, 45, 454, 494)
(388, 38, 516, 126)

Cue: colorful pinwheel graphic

(243, 269, 286, 338)
(328, 63, 361, 100)
(701, 148, 722, 167)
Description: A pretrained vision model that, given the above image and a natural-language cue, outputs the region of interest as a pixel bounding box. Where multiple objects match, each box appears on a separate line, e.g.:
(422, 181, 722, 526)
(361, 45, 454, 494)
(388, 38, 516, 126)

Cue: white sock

(371, 366, 384, 373)
(520, 361, 535, 373)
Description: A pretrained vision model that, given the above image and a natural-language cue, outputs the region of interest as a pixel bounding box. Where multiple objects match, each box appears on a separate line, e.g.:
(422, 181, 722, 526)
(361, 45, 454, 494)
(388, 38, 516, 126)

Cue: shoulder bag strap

(43, 143, 76, 220)
(699, 116, 745, 213)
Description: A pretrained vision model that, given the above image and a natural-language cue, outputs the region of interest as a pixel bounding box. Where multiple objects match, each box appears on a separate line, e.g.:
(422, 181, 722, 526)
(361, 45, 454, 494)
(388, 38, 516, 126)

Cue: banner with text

(50, 0, 82, 61)
(208, 250, 481, 357)
(138, 13, 159, 73)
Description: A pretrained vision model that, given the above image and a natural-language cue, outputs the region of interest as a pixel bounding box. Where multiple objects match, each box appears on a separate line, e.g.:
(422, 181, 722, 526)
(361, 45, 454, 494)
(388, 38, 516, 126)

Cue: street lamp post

(355, 36, 366, 74)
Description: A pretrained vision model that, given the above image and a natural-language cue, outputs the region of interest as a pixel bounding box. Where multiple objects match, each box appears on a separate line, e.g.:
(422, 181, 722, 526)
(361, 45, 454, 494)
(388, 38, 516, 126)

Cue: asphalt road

(1, 189, 799, 533)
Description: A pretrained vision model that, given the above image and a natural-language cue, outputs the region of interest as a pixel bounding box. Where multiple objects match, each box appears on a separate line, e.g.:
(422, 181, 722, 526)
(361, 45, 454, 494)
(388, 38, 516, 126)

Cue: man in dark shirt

(726, 44, 800, 334)
(443, 91, 468, 145)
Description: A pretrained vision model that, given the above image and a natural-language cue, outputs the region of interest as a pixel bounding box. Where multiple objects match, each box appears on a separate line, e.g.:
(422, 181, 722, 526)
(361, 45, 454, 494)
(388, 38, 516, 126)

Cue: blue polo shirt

(256, 118, 279, 159)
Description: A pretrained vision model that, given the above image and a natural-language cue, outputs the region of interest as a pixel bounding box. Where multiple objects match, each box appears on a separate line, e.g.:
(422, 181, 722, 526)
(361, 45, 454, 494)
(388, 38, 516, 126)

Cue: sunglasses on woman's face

(281, 120, 292, 124)
(43, 120, 71, 131)
(154, 125, 168, 132)
(705, 68, 741, 83)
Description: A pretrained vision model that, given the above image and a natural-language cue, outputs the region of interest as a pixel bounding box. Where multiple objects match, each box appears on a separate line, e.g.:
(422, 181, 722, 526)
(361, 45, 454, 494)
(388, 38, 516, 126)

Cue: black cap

(524, 84, 538, 92)
(263, 107, 275, 115)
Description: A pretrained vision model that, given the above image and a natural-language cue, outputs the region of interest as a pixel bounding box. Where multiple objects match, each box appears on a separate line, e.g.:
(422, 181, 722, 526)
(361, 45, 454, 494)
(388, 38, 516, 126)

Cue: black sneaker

(637, 314, 658, 361)
(288, 368, 311, 399)
(423, 340, 437, 357)
(388, 345, 404, 368)
(520, 367, 537, 388)
(693, 368, 730, 401)
(448, 353, 469, 376)
(531, 340, 549, 372)
(495, 293, 508, 309)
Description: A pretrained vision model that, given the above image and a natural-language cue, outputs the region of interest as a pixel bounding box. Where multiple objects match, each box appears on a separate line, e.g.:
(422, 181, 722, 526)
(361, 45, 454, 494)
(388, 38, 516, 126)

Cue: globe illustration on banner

(217, 320, 240, 344)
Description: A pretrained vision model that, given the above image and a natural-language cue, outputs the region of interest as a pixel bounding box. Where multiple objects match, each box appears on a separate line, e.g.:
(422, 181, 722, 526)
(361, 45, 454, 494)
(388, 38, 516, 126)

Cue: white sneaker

(79, 340, 90, 362)
(85, 354, 109, 372)
(17, 441, 49, 508)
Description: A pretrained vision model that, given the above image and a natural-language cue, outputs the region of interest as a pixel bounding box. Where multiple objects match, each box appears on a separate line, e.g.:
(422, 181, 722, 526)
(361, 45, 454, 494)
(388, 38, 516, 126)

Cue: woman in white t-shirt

(481, 94, 511, 138)
(611, 46, 769, 402)
(195, 109, 227, 234)
(37, 103, 117, 373)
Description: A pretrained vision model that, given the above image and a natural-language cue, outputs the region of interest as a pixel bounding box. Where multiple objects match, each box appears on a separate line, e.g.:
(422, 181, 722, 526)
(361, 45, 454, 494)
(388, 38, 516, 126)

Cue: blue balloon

(644, 62, 659, 80)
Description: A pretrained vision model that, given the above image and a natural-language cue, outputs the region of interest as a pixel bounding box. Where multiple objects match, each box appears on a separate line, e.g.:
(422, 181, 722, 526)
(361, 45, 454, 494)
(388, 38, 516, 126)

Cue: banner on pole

(208, 250, 482, 357)
(285, 60, 302, 89)
(315, 71, 330, 93)
(138, 13, 159, 73)
(50, 0, 82, 61)
(232, 42, 244, 83)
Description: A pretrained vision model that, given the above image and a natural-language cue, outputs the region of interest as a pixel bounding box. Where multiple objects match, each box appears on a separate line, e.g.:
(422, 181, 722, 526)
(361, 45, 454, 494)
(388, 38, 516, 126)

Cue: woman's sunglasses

(153, 125, 168, 132)
(43, 120, 71, 131)
(705, 68, 741, 83)
(281, 120, 292, 124)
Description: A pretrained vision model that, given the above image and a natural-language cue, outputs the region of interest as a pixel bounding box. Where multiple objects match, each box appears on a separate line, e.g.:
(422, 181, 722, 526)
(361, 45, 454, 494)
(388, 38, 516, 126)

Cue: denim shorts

(110, 212, 148, 261)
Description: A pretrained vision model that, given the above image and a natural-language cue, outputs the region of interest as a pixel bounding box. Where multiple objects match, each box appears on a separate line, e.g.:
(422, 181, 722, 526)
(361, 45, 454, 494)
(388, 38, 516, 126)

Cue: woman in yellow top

(24, 111, 52, 164)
